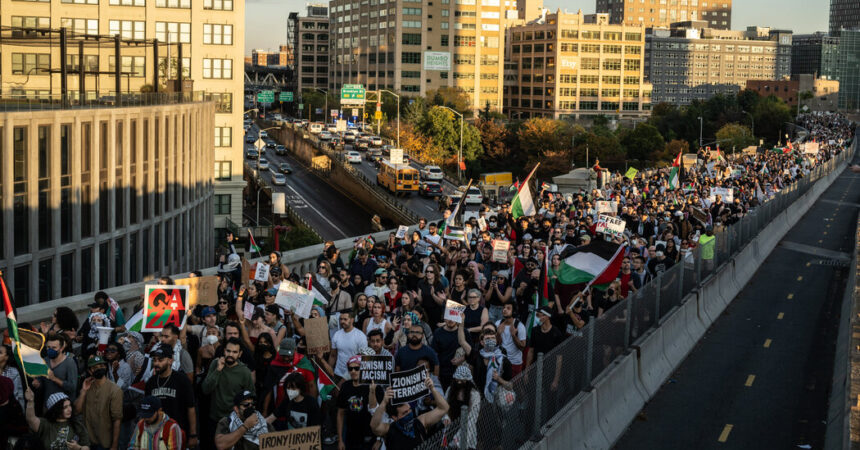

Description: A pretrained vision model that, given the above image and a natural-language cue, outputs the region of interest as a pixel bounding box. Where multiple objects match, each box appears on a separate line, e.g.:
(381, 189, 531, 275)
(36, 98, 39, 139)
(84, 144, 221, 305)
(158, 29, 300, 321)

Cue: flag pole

(0, 271, 33, 388)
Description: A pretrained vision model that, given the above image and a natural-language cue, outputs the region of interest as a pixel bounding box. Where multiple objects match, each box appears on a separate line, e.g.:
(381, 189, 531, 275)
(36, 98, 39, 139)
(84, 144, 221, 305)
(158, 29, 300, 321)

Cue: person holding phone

(25, 388, 90, 450)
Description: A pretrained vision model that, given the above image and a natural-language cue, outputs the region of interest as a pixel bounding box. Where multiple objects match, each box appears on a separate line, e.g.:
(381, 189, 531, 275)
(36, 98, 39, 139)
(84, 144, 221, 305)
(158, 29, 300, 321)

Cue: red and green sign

(142, 285, 189, 332)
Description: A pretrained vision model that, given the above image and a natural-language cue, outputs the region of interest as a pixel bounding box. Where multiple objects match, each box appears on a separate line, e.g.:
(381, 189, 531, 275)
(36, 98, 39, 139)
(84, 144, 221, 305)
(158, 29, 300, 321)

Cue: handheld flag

(668, 152, 681, 190)
(443, 179, 472, 242)
(307, 276, 331, 307)
(556, 241, 627, 290)
(1, 274, 49, 377)
(511, 164, 540, 219)
(248, 229, 262, 255)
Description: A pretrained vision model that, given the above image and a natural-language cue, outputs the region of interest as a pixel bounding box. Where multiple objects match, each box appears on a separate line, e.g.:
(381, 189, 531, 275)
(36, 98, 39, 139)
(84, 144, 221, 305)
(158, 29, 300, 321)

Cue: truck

(477, 172, 514, 205)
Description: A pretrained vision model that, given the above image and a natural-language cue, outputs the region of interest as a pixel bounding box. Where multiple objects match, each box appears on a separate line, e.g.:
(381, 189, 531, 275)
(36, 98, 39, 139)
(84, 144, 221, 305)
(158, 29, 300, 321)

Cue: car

(419, 181, 443, 197)
(319, 132, 333, 141)
(369, 136, 384, 146)
(422, 165, 444, 181)
(245, 150, 259, 160)
(266, 141, 276, 149)
(308, 123, 323, 134)
(259, 130, 268, 138)
(272, 172, 287, 186)
(258, 158, 270, 170)
(327, 126, 338, 133)
(356, 139, 369, 150)
(278, 163, 293, 174)
(346, 151, 362, 163)
(344, 133, 357, 143)
(460, 186, 483, 204)
(245, 135, 255, 144)
(366, 148, 383, 162)
(275, 145, 287, 155)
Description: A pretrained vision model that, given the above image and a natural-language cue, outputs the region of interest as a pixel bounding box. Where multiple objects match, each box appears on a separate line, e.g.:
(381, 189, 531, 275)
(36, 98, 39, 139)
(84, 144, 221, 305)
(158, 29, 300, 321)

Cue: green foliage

(620, 123, 665, 162)
(752, 95, 792, 144)
(426, 87, 472, 116)
(715, 123, 754, 151)
(281, 224, 322, 250)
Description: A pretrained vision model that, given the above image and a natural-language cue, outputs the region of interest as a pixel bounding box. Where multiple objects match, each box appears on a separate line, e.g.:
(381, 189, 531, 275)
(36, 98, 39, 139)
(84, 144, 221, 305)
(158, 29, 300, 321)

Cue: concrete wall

(524, 147, 854, 450)
(834, 213, 859, 449)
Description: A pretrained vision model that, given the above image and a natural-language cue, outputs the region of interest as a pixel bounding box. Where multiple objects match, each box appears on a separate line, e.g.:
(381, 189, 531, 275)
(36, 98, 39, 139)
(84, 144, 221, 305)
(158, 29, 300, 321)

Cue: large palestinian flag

(556, 240, 627, 290)
(1, 274, 49, 376)
(511, 165, 539, 219)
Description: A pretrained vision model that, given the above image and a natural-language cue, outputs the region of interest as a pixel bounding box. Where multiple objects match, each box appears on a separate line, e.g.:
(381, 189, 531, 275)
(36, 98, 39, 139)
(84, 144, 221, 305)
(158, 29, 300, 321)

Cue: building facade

(251, 46, 293, 67)
(837, 29, 860, 110)
(0, 99, 215, 305)
(504, 11, 651, 119)
(292, 5, 331, 94)
(327, 0, 541, 111)
(0, 0, 245, 230)
(830, 0, 860, 35)
(645, 22, 792, 106)
(791, 33, 839, 80)
(745, 75, 839, 111)
(596, 0, 731, 30)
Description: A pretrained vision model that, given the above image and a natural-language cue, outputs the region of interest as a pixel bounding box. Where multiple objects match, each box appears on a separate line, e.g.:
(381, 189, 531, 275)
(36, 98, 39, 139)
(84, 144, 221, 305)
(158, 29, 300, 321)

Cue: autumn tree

(715, 123, 754, 152)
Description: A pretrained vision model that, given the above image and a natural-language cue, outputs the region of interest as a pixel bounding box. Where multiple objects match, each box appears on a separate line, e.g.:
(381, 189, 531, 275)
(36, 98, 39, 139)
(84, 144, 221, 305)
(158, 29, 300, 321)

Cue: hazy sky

(244, 0, 830, 53)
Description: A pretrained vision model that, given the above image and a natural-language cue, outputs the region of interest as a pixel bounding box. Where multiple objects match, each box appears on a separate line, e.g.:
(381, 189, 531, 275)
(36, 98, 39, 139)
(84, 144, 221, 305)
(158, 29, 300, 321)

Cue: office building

(504, 11, 651, 119)
(830, 0, 860, 35)
(791, 33, 839, 80)
(251, 46, 293, 67)
(596, 0, 732, 30)
(836, 29, 860, 110)
(645, 22, 792, 106)
(0, 0, 245, 230)
(328, 0, 542, 111)
(291, 5, 330, 94)
(746, 75, 839, 111)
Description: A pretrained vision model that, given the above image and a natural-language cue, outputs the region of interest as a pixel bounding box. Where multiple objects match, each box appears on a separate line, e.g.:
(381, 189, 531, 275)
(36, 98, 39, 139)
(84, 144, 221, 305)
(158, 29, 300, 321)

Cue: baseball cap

(347, 355, 362, 367)
(278, 337, 296, 357)
(265, 288, 278, 296)
(138, 396, 162, 419)
(374, 268, 387, 277)
(233, 390, 255, 406)
(150, 346, 173, 360)
(87, 355, 107, 368)
(200, 306, 216, 318)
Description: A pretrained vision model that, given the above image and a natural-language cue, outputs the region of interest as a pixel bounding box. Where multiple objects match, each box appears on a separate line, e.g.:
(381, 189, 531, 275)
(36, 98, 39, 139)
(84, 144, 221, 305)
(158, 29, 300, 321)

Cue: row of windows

(14, 20, 234, 44)
(513, 30, 642, 42)
(13, 0, 231, 7)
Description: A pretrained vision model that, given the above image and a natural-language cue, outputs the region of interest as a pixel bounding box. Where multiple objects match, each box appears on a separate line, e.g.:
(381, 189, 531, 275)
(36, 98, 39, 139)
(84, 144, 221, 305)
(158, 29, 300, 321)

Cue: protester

(74, 356, 123, 450)
(213, 391, 272, 450)
(24, 388, 88, 450)
(127, 396, 185, 450)
(369, 375, 449, 448)
(144, 347, 197, 446)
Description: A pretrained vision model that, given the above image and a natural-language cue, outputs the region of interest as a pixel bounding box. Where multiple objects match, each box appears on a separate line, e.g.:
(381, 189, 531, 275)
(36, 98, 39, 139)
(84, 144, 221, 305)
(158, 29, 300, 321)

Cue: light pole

(439, 105, 463, 182)
(741, 110, 754, 138)
(314, 88, 328, 125)
(380, 90, 400, 148)
(697, 116, 703, 149)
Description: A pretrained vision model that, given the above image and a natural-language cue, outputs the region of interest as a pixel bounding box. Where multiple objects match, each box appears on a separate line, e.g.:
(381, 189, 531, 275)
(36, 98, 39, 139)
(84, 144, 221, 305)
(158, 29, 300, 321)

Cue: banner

(492, 240, 510, 263)
(595, 214, 626, 237)
(254, 262, 271, 282)
(259, 426, 321, 450)
(443, 300, 466, 323)
(305, 317, 331, 354)
(274, 281, 314, 319)
(388, 366, 429, 405)
(359, 355, 394, 385)
(175, 275, 220, 307)
(594, 200, 618, 214)
(624, 167, 638, 180)
(142, 285, 190, 332)
(709, 187, 733, 202)
(395, 225, 409, 239)
(803, 141, 820, 154)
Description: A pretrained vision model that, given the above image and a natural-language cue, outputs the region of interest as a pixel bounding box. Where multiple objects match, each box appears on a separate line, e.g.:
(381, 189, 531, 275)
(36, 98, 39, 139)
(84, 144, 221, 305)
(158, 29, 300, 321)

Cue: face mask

(206, 335, 219, 346)
(46, 348, 59, 360)
(122, 341, 133, 352)
(483, 338, 497, 352)
(91, 368, 107, 379)
(242, 406, 256, 420)
(287, 389, 300, 401)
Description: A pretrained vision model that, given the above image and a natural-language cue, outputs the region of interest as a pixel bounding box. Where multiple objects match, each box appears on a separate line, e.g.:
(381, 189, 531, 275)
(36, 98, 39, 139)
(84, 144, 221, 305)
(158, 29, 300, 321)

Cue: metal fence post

(458, 405, 469, 448)
(534, 352, 545, 436)
(678, 254, 686, 300)
(584, 323, 595, 388)
(696, 246, 703, 289)
(654, 275, 663, 323)
(623, 296, 632, 349)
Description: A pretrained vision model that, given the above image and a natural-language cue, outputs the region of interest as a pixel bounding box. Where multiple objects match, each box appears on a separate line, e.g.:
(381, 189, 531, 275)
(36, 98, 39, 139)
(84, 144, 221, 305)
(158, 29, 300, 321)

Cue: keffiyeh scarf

(228, 410, 268, 445)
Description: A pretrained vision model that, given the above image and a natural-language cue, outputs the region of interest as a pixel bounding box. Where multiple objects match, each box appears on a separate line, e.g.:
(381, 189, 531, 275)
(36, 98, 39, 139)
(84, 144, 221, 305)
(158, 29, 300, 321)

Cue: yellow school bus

(377, 160, 419, 195)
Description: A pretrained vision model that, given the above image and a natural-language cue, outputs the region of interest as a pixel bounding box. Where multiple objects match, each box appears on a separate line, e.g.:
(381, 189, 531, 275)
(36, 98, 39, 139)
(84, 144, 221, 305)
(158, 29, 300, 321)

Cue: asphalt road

(245, 125, 373, 240)
(614, 162, 860, 449)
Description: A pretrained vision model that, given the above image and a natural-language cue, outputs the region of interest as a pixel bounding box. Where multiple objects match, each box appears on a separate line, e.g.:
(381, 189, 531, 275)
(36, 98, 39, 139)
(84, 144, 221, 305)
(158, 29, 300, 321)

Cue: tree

(425, 87, 472, 116)
(715, 123, 754, 152)
(753, 95, 792, 145)
(620, 123, 665, 162)
(403, 97, 429, 125)
(398, 123, 445, 164)
(418, 106, 482, 169)
(657, 139, 690, 165)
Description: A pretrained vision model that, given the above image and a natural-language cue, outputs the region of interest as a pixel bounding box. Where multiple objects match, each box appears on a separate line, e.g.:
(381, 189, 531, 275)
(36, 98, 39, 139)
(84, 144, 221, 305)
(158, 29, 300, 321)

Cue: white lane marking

(286, 184, 349, 238)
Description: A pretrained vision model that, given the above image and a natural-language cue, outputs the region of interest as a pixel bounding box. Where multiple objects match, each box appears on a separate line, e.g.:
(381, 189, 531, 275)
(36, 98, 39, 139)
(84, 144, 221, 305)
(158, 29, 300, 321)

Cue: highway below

(614, 161, 860, 449)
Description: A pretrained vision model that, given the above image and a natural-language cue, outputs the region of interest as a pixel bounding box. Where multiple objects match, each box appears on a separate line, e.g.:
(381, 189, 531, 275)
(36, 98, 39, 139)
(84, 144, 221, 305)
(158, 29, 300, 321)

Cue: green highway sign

(340, 84, 366, 105)
(298, 103, 304, 110)
(257, 90, 274, 103)
(279, 92, 293, 102)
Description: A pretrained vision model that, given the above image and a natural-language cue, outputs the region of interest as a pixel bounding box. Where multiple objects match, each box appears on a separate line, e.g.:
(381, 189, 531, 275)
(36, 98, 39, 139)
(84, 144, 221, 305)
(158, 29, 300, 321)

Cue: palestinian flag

(1, 275, 49, 377)
(527, 249, 551, 342)
(248, 228, 262, 255)
(272, 353, 317, 408)
(107, 297, 126, 326)
(311, 359, 336, 402)
(443, 180, 471, 242)
(556, 240, 627, 290)
(668, 152, 681, 190)
(307, 277, 331, 307)
(124, 308, 143, 333)
(129, 356, 153, 394)
(511, 165, 539, 219)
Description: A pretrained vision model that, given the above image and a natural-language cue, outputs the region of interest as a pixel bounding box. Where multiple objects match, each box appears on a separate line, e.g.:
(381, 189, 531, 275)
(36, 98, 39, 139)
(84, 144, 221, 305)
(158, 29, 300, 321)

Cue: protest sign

(595, 214, 626, 237)
(359, 355, 394, 385)
(477, 217, 487, 231)
(443, 300, 466, 323)
(254, 262, 270, 282)
(709, 187, 733, 202)
(243, 302, 255, 320)
(142, 285, 190, 332)
(595, 200, 618, 214)
(492, 240, 510, 263)
(175, 275, 219, 307)
(241, 258, 252, 285)
(305, 317, 331, 354)
(274, 281, 314, 319)
(259, 426, 321, 450)
(395, 225, 409, 239)
(388, 366, 429, 405)
(803, 141, 820, 154)
(691, 207, 709, 224)
(625, 167, 638, 180)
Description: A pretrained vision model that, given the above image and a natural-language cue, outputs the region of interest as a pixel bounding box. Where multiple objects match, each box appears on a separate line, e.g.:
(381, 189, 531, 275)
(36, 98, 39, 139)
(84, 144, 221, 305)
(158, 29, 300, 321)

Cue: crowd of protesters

(0, 112, 853, 450)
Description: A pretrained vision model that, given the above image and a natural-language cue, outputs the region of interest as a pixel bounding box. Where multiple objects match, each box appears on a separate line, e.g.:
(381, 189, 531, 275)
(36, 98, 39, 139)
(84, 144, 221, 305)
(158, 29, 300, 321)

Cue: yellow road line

(787, 293, 794, 299)
(797, 276, 803, 281)
(745, 375, 755, 387)
(763, 339, 772, 348)
(718, 424, 734, 442)
(806, 262, 811, 267)
(777, 312, 784, 320)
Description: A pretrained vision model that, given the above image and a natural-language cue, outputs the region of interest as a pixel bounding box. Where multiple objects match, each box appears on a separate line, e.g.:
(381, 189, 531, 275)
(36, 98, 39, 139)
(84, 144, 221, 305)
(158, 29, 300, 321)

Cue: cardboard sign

(305, 317, 331, 354)
(709, 187, 733, 202)
(595, 214, 626, 237)
(142, 285, 190, 332)
(359, 355, 394, 385)
(241, 258, 252, 285)
(175, 275, 220, 307)
(444, 300, 466, 323)
(274, 281, 314, 319)
(595, 200, 618, 214)
(492, 240, 510, 263)
(395, 225, 409, 239)
(259, 426, 321, 450)
(255, 262, 270, 282)
(803, 141, 820, 154)
(388, 366, 429, 405)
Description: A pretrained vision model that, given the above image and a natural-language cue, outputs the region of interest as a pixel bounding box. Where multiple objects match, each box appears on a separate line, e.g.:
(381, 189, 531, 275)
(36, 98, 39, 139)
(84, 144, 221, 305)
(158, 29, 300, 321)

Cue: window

(401, 52, 421, 63)
(403, 7, 421, 14)
(109, 56, 145, 77)
(62, 0, 98, 4)
(581, 58, 600, 70)
(402, 85, 420, 92)
(402, 71, 420, 78)
(441, 35, 449, 46)
(109, 20, 145, 40)
(214, 161, 232, 180)
(156, 0, 189, 6)
(204, 0, 233, 9)
(402, 21, 421, 27)
(204, 92, 233, 113)
(482, 36, 499, 48)
(203, 24, 233, 45)
(203, 58, 233, 79)
(156, 22, 191, 44)
(214, 127, 232, 148)
(157, 57, 190, 79)
(66, 54, 99, 72)
(624, 59, 640, 70)
(110, 0, 144, 5)
(215, 194, 231, 215)
(12, 54, 50, 75)
(61, 18, 98, 35)
(603, 59, 622, 70)
(11, 16, 50, 29)
(402, 33, 421, 45)
(455, 36, 476, 47)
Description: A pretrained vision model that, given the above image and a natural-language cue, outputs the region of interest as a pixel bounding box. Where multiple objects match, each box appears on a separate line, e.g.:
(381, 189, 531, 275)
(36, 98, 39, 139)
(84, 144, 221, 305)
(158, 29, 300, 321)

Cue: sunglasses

(240, 402, 255, 408)
(218, 301, 228, 305)
(348, 366, 361, 372)
(106, 348, 118, 353)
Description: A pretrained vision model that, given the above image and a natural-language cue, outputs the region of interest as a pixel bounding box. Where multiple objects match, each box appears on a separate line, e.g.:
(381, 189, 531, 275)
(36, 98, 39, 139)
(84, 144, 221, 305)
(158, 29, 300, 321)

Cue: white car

(327, 126, 338, 133)
(259, 130, 268, 138)
(319, 132, 333, 141)
(346, 151, 362, 163)
(258, 158, 270, 170)
(460, 186, 483, 205)
(422, 165, 444, 181)
(369, 136, 384, 146)
(308, 123, 323, 134)
(272, 173, 287, 186)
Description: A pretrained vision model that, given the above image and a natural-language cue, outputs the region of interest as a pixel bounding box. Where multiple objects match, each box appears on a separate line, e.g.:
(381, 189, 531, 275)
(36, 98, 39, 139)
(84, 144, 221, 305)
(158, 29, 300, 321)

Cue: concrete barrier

(634, 327, 673, 398)
(660, 298, 697, 371)
(527, 391, 610, 450)
(699, 273, 727, 324)
(683, 294, 707, 344)
(594, 353, 648, 443)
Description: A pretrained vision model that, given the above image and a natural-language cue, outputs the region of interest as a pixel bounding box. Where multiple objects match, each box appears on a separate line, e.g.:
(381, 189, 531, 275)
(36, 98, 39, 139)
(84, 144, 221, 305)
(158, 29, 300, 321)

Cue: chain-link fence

(416, 144, 853, 448)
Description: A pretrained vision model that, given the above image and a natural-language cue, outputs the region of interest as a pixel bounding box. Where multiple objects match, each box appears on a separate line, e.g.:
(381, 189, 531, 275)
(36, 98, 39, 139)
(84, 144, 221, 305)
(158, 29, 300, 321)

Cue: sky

(244, 0, 830, 54)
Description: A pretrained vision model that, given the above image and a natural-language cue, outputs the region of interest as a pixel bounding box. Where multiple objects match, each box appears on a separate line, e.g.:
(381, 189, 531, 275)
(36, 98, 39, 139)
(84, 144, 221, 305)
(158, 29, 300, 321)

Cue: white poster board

(595, 200, 618, 214)
(390, 149, 404, 165)
(254, 262, 270, 282)
(595, 214, 626, 237)
(274, 281, 314, 319)
(709, 187, 734, 202)
(444, 300, 466, 323)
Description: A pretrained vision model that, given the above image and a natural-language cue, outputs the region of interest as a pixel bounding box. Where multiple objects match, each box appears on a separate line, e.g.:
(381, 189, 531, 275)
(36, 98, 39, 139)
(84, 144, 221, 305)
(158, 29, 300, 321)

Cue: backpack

(136, 416, 186, 449)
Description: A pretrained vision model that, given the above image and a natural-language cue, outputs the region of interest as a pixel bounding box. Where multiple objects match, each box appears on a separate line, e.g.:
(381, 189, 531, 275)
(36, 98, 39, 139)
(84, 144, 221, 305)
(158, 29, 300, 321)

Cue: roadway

(245, 124, 373, 240)
(614, 161, 860, 449)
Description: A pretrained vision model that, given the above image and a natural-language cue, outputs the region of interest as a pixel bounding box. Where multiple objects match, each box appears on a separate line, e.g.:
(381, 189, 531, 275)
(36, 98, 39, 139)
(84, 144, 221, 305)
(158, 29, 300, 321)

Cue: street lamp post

(698, 116, 703, 149)
(380, 90, 400, 148)
(438, 106, 464, 182)
(741, 110, 754, 138)
(315, 88, 328, 125)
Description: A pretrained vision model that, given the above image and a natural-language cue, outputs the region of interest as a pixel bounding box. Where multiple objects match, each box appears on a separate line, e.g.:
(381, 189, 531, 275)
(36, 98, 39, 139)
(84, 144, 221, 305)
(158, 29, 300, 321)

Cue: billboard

(423, 51, 451, 71)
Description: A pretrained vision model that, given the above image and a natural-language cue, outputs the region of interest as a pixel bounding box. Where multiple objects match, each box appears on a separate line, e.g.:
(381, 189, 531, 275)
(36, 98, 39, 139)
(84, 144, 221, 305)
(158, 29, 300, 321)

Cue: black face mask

(91, 368, 107, 379)
(242, 406, 255, 420)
